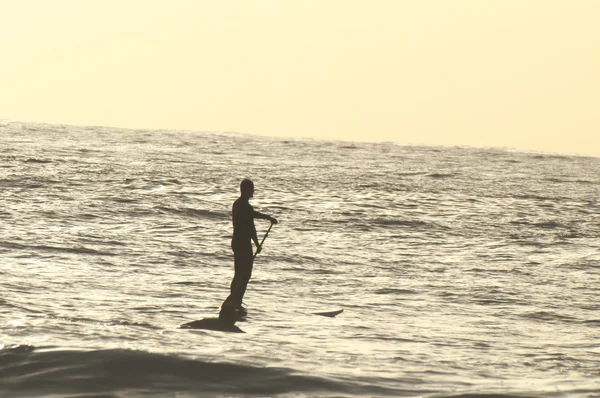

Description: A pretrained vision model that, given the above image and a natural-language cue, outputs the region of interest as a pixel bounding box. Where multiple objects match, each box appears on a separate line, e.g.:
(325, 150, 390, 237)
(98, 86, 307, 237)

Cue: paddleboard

(179, 318, 244, 333)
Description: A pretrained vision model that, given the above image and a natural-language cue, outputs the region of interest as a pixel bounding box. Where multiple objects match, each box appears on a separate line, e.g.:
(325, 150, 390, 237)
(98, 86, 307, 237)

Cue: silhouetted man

(220, 179, 277, 322)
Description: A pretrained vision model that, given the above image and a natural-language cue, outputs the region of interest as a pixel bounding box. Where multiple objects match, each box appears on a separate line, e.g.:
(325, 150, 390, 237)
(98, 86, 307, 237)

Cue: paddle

(254, 221, 274, 259)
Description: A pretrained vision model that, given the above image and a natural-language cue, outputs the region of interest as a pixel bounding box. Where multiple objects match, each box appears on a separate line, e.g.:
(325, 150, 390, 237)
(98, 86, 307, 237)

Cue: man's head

(240, 179, 254, 198)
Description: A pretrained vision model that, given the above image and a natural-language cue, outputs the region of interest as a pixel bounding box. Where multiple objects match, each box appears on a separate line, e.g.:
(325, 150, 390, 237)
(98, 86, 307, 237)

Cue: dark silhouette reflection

(219, 179, 277, 322)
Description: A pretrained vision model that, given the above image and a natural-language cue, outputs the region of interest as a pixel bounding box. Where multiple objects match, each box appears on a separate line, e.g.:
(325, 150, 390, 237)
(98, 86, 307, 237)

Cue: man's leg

(230, 244, 253, 308)
(220, 243, 253, 322)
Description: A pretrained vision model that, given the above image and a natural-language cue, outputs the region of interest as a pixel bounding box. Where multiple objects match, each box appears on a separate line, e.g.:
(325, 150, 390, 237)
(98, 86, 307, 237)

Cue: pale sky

(1, 0, 599, 156)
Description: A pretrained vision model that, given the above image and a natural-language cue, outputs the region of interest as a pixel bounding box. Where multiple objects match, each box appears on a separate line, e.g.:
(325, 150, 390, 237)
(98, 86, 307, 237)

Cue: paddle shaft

(254, 221, 274, 259)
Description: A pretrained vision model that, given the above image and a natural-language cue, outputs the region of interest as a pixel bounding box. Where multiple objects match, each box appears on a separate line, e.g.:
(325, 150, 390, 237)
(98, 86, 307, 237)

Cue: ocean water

(1, 120, 599, 398)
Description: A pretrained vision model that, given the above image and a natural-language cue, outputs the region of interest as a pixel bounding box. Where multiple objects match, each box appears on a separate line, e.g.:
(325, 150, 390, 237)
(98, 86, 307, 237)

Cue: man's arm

(253, 211, 278, 224)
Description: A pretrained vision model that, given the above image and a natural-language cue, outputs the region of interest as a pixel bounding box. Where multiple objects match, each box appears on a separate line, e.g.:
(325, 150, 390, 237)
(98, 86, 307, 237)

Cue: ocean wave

(531, 154, 571, 160)
(24, 158, 54, 164)
(0, 346, 406, 397)
(374, 219, 429, 227)
(426, 172, 458, 179)
(36, 315, 159, 329)
(154, 206, 228, 219)
(374, 288, 418, 295)
(0, 241, 117, 256)
(519, 310, 579, 324)
(533, 221, 564, 229)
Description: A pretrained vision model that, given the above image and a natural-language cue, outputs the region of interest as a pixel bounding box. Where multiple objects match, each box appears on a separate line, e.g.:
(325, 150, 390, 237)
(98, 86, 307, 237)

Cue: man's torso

(232, 197, 254, 245)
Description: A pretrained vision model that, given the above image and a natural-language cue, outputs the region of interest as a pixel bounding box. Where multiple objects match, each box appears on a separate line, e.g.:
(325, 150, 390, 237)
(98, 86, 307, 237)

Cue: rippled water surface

(1, 121, 600, 397)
